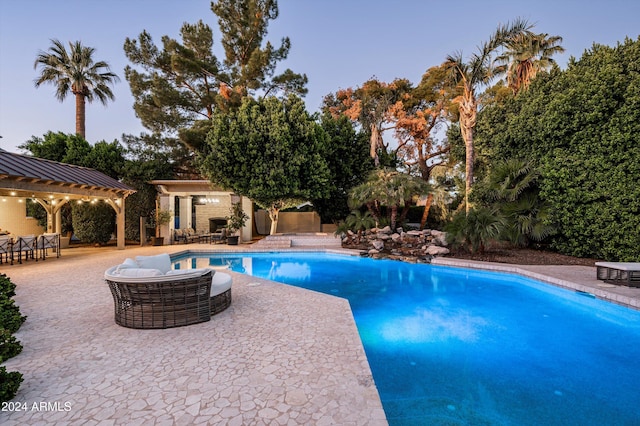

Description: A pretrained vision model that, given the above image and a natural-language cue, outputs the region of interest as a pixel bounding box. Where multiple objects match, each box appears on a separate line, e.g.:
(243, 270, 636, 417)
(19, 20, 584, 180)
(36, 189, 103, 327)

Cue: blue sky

(1, 0, 639, 154)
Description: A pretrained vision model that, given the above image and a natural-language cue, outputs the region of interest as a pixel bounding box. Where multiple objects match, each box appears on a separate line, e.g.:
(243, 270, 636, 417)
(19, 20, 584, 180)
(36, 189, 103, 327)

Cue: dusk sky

(1, 0, 639, 153)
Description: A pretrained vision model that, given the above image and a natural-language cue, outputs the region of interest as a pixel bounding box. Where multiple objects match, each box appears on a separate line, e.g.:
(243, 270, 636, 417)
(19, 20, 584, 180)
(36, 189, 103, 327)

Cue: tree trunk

(370, 123, 381, 166)
(75, 92, 86, 139)
(420, 193, 434, 230)
(268, 206, 279, 235)
(460, 89, 477, 216)
(390, 206, 398, 231)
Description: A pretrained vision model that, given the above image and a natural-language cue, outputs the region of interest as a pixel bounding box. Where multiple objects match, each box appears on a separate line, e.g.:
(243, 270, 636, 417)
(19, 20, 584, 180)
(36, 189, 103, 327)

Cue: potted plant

(151, 206, 172, 246)
(225, 201, 248, 245)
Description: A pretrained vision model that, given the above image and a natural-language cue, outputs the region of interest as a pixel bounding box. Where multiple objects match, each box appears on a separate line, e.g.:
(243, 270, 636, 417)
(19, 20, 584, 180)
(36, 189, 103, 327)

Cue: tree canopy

(124, 0, 307, 155)
(475, 36, 640, 260)
(34, 39, 119, 139)
(199, 95, 330, 234)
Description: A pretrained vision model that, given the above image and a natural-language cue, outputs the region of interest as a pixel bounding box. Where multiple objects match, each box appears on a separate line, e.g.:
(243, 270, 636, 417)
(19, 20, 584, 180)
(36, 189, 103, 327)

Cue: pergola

(0, 149, 135, 249)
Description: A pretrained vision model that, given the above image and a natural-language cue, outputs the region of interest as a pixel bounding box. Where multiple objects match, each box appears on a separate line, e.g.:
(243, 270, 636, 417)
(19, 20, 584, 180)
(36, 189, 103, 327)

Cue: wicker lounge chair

(105, 254, 232, 329)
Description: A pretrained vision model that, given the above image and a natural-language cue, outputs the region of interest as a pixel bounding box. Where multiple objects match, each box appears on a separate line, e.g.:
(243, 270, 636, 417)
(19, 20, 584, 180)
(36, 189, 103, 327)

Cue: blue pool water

(173, 252, 640, 425)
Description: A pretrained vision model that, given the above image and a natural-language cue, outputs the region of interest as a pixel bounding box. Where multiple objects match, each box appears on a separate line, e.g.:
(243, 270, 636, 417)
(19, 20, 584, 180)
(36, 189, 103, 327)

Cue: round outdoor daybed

(105, 266, 232, 329)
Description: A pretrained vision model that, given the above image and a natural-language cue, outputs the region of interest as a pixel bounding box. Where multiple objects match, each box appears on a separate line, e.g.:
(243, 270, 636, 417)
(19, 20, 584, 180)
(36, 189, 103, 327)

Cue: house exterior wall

(0, 198, 45, 236)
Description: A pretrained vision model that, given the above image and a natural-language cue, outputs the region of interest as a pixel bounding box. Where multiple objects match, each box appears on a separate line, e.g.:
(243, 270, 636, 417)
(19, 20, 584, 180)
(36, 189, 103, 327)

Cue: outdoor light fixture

(199, 197, 220, 204)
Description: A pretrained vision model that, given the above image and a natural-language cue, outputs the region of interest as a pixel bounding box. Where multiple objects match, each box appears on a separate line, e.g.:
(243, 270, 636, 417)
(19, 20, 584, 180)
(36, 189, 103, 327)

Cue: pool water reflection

(173, 252, 640, 425)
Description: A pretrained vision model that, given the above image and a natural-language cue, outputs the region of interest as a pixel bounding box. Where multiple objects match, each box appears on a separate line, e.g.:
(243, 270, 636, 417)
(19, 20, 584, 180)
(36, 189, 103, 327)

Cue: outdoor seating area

(104, 253, 232, 329)
(0, 233, 61, 265)
(173, 228, 212, 244)
(596, 262, 640, 287)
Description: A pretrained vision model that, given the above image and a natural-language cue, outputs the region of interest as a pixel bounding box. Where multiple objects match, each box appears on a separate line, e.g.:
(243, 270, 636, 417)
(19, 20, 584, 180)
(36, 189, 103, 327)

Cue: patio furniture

(210, 227, 227, 244)
(0, 236, 11, 264)
(595, 262, 640, 287)
(38, 233, 61, 260)
(105, 254, 232, 329)
(11, 235, 37, 264)
(173, 228, 201, 244)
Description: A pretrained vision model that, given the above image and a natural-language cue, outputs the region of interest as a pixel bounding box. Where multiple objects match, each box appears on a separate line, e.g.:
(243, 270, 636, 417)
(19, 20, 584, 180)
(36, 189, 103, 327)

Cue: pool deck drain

(2, 244, 639, 425)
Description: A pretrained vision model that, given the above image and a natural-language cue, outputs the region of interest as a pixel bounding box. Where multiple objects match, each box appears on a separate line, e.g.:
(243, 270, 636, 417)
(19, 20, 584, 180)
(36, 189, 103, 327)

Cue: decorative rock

(406, 230, 422, 237)
(426, 245, 450, 255)
(377, 234, 391, 241)
(368, 249, 380, 255)
(391, 233, 401, 242)
(430, 230, 447, 246)
(372, 240, 385, 251)
(379, 226, 392, 234)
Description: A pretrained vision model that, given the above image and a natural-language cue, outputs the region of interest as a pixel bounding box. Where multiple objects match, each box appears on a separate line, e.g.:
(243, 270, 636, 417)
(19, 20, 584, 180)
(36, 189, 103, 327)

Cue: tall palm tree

(445, 18, 531, 214)
(34, 39, 119, 139)
(495, 32, 565, 94)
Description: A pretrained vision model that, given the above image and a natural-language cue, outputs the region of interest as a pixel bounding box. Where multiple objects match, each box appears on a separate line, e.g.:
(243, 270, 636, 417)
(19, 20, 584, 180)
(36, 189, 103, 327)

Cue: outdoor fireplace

(209, 218, 227, 233)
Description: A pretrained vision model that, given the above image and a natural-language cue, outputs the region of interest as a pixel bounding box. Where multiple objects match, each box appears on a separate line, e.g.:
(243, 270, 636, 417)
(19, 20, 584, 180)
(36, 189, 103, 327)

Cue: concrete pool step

(253, 233, 342, 248)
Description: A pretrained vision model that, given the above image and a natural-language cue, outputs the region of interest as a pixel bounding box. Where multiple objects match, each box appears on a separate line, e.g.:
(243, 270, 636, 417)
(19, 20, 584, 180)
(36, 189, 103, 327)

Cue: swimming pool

(173, 251, 640, 425)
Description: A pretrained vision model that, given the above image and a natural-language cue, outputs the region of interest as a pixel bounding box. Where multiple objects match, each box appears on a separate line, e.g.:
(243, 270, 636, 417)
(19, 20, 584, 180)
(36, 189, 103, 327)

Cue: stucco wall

(0, 199, 45, 236)
(254, 210, 322, 234)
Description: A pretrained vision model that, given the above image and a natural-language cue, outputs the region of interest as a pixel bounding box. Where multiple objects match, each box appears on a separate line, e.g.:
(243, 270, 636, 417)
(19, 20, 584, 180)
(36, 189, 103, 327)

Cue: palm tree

(349, 168, 430, 231)
(34, 39, 119, 139)
(494, 32, 565, 94)
(483, 159, 556, 246)
(445, 18, 531, 215)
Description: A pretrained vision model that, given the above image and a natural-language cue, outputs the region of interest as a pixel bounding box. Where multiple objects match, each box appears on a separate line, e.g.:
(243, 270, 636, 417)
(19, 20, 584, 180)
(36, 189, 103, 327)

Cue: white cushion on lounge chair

(116, 268, 164, 278)
(135, 253, 172, 274)
(211, 272, 232, 296)
(114, 258, 138, 272)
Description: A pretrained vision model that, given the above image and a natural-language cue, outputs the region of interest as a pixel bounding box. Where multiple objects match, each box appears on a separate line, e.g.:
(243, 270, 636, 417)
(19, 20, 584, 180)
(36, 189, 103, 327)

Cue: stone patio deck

(2, 244, 639, 425)
(1, 244, 386, 425)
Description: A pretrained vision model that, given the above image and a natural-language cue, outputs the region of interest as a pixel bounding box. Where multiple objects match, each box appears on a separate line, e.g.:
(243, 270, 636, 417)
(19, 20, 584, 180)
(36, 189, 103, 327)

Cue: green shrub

(0, 366, 23, 403)
(0, 274, 25, 402)
(0, 328, 22, 363)
(71, 202, 116, 244)
(0, 273, 17, 298)
(0, 274, 26, 334)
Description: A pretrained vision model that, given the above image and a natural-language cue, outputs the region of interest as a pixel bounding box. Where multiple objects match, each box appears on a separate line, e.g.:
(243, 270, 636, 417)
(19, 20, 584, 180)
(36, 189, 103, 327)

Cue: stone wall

(195, 201, 231, 232)
(341, 226, 449, 262)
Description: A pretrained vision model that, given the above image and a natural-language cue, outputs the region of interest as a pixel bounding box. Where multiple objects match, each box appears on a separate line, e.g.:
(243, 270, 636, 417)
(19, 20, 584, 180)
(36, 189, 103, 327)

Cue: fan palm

(445, 18, 531, 215)
(349, 168, 430, 231)
(483, 159, 556, 246)
(494, 32, 565, 94)
(34, 39, 119, 139)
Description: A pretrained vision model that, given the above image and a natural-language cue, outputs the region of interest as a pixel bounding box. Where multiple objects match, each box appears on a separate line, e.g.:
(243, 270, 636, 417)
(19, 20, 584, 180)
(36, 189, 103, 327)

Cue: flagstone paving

(1, 245, 387, 425)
